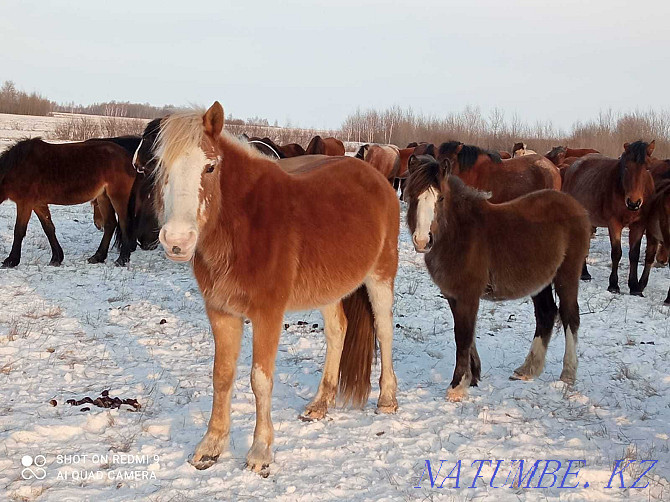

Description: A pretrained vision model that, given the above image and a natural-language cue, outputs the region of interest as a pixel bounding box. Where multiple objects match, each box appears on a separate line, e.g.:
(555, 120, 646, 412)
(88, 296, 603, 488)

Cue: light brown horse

(355, 143, 401, 183)
(562, 141, 656, 294)
(437, 141, 561, 203)
(305, 135, 345, 156)
(512, 142, 537, 157)
(0, 138, 136, 267)
(405, 155, 590, 401)
(152, 103, 399, 474)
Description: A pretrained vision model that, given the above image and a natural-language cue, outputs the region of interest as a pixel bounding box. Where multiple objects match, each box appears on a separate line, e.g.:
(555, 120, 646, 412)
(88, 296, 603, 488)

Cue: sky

(1, 0, 668, 131)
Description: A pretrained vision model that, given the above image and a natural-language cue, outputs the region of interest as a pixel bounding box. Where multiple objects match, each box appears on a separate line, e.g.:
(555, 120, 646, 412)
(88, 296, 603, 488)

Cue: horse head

(620, 140, 655, 211)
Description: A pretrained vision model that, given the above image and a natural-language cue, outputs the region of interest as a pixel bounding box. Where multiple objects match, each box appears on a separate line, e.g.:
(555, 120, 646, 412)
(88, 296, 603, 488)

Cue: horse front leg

(2, 202, 32, 268)
(247, 310, 283, 474)
(627, 221, 646, 295)
(607, 221, 623, 293)
(191, 308, 243, 470)
(638, 234, 657, 292)
(34, 204, 64, 266)
(446, 296, 479, 402)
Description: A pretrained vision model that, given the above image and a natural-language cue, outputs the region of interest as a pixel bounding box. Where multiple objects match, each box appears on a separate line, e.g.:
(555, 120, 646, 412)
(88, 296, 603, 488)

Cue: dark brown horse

(562, 141, 656, 294)
(152, 103, 399, 474)
(393, 146, 417, 199)
(355, 144, 400, 183)
(0, 138, 136, 266)
(305, 135, 345, 156)
(499, 150, 512, 159)
(637, 179, 670, 303)
(405, 155, 590, 400)
(130, 118, 163, 250)
(437, 141, 561, 203)
(279, 143, 305, 157)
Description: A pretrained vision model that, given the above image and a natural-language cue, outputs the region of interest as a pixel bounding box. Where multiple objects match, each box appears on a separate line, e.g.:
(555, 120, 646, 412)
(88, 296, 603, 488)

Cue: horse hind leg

(2, 202, 32, 268)
(34, 204, 64, 266)
(554, 260, 582, 385)
(512, 285, 557, 381)
(301, 301, 347, 421)
(365, 275, 398, 413)
(88, 195, 116, 264)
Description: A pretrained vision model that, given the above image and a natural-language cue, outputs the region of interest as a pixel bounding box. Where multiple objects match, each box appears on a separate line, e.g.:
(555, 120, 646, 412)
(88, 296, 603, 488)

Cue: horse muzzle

(412, 232, 434, 253)
(159, 227, 197, 262)
(625, 198, 642, 211)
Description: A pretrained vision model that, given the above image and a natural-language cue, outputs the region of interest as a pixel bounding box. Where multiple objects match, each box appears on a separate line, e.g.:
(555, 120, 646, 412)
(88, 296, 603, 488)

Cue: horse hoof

(299, 406, 327, 421)
(580, 273, 591, 281)
(607, 286, 621, 294)
(87, 255, 105, 264)
(376, 397, 398, 414)
(510, 372, 532, 381)
(190, 454, 219, 470)
(559, 372, 576, 386)
(244, 461, 270, 478)
(49, 260, 62, 267)
(114, 258, 129, 267)
(630, 291, 644, 297)
(446, 387, 467, 402)
(664, 299, 670, 306)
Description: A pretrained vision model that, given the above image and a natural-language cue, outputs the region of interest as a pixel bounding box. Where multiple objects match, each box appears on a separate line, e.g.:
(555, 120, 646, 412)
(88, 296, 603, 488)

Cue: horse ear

(455, 144, 463, 154)
(623, 142, 630, 152)
(204, 101, 224, 137)
(648, 140, 656, 156)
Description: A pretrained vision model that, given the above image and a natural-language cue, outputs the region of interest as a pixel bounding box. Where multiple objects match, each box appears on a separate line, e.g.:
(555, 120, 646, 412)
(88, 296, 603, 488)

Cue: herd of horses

(1, 102, 668, 474)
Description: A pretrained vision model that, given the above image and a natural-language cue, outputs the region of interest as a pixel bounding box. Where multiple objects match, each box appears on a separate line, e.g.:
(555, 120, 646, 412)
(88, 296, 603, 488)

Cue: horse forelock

(154, 109, 270, 183)
(623, 140, 651, 165)
(406, 157, 441, 200)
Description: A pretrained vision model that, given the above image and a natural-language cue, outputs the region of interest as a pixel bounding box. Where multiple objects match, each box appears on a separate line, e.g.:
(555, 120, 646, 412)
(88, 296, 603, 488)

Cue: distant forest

(0, 80, 178, 119)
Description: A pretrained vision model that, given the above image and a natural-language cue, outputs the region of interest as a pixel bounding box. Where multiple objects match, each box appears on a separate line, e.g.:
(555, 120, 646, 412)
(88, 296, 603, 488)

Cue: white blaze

(413, 186, 439, 247)
(158, 146, 208, 259)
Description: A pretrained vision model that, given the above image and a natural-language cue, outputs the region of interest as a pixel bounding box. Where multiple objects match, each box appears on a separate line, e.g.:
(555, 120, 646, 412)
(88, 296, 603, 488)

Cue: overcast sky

(1, 0, 668, 131)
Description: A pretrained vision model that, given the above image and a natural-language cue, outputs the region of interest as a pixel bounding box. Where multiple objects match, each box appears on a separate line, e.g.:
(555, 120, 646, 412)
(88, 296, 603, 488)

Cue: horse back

(484, 190, 590, 299)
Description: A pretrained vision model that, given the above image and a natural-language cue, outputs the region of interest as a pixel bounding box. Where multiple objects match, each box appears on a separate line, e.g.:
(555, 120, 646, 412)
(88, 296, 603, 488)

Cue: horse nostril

(172, 245, 182, 255)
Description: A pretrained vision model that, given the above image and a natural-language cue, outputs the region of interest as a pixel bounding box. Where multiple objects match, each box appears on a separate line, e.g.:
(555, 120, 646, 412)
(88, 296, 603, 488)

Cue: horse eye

(205, 164, 215, 173)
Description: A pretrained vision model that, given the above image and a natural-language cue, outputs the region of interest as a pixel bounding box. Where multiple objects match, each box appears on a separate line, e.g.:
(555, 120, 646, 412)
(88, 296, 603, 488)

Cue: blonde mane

(154, 107, 275, 182)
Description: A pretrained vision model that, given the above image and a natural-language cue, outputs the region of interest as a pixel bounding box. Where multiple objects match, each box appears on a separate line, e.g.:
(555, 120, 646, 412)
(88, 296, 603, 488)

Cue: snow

(0, 174, 669, 500)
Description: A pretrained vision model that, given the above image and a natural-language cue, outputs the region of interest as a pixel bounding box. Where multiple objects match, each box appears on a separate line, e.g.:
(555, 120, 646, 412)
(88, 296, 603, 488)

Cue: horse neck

(198, 138, 283, 250)
(438, 180, 485, 236)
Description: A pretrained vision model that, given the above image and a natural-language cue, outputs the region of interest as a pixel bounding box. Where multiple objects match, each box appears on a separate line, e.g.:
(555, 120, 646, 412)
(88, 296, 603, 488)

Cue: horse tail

(339, 285, 376, 407)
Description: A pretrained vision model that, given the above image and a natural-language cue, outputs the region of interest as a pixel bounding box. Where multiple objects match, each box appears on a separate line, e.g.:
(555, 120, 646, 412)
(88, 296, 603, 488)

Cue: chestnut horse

(437, 141, 561, 203)
(562, 141, 655, 294)
(305, 135, 345, 156)
(405, 155, 590, 400)
(355, 143, 400, 183)
(152, 103, 399, 474)
(279, 142, 305, 157)
(0, 138, 136, 267)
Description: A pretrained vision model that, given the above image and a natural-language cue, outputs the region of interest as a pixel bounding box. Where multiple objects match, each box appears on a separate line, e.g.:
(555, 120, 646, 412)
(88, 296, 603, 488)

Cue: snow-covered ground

(0, 198, 668, 502)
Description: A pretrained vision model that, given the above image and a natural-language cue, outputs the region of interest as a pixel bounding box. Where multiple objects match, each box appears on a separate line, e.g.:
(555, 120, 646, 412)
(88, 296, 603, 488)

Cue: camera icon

(21, 454, 47, 480)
